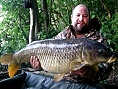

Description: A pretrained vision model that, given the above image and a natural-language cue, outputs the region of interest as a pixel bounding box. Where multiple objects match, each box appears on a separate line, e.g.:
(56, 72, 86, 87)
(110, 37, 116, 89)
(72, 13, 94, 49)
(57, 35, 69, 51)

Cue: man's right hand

(30, 56, 42, 70)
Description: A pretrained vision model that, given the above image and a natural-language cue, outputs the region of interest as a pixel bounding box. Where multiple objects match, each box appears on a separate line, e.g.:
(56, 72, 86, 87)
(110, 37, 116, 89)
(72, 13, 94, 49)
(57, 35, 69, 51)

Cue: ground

(101, 64, 118, 85)
(0, 62, 118, 86)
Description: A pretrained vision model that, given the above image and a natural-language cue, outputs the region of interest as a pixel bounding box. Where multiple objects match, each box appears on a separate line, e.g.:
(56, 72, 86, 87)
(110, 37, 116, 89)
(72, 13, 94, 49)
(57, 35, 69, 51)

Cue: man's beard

(73, 25, 89, 34)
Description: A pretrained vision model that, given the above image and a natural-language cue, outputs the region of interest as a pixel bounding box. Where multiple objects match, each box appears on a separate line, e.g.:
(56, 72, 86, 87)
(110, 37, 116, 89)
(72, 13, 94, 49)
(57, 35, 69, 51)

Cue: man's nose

(79, 15, 83, 21)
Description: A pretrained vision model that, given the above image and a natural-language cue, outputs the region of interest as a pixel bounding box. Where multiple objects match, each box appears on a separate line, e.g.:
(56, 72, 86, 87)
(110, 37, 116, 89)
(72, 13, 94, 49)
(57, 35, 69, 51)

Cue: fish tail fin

(0, 54, 21, 78)
(0, 54, 14, 65)
(8, 61, 20, 78)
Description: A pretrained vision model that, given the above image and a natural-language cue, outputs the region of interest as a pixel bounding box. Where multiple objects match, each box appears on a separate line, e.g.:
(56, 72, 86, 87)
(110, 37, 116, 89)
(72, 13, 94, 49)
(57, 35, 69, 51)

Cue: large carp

(0, 38, 116, 81)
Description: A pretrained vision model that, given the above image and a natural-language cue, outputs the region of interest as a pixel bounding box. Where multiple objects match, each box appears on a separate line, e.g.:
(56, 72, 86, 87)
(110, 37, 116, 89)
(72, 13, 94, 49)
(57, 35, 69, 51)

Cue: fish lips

(107, 54, 116, 63)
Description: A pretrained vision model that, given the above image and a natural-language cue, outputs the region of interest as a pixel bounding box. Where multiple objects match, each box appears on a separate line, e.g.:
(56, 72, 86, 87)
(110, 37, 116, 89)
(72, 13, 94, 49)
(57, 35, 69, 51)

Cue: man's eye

(76, 14, 80, 17)
(83, 15, 88, 17)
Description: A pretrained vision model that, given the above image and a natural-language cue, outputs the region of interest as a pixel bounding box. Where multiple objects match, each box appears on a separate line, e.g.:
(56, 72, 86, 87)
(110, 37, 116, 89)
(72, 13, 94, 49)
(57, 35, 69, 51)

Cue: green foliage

(37, 28, 60, 40)
(0, 0, 118, 55)
(101, 12, 118, 52)
(0, 0, 29, 55)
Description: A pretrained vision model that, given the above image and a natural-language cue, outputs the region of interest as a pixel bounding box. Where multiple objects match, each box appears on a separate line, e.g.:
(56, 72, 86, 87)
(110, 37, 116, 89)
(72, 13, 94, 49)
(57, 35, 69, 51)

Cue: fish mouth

(107, 55, 116, 63)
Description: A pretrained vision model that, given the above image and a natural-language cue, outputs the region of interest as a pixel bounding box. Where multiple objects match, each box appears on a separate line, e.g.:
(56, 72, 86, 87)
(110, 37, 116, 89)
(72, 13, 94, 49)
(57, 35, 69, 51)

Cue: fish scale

(39, 47, 74, 73)
(0, 38, 116, 81)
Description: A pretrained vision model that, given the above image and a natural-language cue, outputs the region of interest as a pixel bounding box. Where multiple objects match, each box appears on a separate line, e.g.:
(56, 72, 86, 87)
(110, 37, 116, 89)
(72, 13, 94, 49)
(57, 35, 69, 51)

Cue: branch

(100, 0, 111, 19)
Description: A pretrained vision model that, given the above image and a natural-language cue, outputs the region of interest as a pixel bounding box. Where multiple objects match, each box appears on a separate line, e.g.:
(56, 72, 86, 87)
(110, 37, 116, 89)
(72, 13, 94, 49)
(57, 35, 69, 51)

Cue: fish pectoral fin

(0, 54, 13, 65)
(70, 61, 86, 71)
(8, 61, 20, 78)
(53, 73, 65, 82)
(92, 64, 99, 74)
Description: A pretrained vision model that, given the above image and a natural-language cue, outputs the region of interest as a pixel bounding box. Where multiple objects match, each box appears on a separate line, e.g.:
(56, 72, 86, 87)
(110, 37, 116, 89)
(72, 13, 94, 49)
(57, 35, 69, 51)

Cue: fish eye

(99, 49, 104, 53)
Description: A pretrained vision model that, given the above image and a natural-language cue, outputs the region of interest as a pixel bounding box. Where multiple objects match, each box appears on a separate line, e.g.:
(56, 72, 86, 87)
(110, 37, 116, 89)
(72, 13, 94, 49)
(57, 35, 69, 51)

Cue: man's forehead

(73, 4, 89, 14)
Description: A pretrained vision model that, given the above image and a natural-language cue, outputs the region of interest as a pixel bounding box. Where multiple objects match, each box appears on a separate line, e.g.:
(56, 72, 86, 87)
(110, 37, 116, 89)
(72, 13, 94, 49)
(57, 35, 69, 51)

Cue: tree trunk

(41, 0, 49, 32)
(29, 0, 41, 43)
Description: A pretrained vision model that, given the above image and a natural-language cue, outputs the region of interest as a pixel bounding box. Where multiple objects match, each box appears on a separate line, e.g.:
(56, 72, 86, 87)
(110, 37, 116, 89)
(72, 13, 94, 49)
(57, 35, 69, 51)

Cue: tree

(29, 0, 41, 43)
(0, 0, 118, 54)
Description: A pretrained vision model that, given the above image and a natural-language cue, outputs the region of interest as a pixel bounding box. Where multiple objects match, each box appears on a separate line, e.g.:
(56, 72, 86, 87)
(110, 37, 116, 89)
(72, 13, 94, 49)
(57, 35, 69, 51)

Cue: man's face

(71, 5, 90, 34)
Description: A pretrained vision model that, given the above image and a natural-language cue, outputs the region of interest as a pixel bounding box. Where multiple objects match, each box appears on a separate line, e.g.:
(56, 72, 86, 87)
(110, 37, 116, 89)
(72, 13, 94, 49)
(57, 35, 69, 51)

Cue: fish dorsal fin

(53, 73, 65, 82)
(8, 61, 20, 78)
(0, 54, 14, 65)
(26, 39, 48, 47)
(26, 40, 42, 46)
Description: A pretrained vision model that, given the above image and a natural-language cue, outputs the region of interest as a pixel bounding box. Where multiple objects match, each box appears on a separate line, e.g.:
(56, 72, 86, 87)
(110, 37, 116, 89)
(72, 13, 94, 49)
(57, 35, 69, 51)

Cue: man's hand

(70, 66, 94, 78)
(30, 56, 94, 78)
(30, 56, 42, 70)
